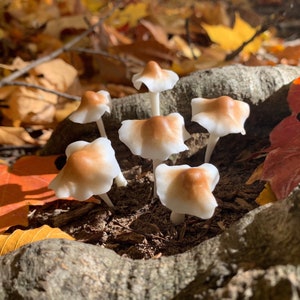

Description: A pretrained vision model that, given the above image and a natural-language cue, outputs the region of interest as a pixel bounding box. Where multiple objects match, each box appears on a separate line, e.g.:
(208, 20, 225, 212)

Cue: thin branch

(0, 3, 120, 88)
(0, 81, 81, 101)
(71, 47, 126, 64)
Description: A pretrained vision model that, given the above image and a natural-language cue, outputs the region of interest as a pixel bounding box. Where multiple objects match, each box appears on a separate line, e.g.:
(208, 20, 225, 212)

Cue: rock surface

(0, 189, 299, 299)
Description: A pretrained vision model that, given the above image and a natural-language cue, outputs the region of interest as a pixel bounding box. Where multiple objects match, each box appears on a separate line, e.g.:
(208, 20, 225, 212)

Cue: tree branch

(0, 3, 120, 88)
(1, 81, 81, 101)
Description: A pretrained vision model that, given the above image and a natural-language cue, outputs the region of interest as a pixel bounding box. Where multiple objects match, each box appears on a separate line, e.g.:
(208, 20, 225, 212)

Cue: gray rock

(0, 189, 299, 299)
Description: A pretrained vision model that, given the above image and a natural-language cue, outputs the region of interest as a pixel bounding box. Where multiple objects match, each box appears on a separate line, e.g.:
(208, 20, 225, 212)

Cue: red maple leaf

(261, 77, 300, 200)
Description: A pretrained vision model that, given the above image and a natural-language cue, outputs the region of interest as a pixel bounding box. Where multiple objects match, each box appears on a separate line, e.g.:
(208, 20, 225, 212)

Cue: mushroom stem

(170, 211, 185, 225)
(99, 193, 114, 208)
(204, 133, 220, 163)
(115, 172, 128, 187)
(96, 118, 107, 138)
(153, 159, 162, 196)
(150, 92, 160, 116)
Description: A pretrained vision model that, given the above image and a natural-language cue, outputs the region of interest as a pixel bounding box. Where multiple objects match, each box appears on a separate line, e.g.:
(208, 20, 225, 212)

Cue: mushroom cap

(191, 96, 250, 137)
(132, 60, 179, 93)
(69, 90, 111, 124)
(49, 137, 120, 201)
(155, 163, 219, 219)
(118, 112, 190, 161)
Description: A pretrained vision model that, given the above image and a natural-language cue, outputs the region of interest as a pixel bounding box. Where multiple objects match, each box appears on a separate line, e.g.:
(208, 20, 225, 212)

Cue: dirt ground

(24, 132, 268, 260)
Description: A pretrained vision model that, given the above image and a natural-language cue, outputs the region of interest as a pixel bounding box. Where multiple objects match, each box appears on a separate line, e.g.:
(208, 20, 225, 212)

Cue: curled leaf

(0, 225, 74, 256)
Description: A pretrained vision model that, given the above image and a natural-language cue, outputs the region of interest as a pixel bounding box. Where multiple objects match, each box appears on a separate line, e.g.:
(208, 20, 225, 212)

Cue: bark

(41, 64, 300, 155)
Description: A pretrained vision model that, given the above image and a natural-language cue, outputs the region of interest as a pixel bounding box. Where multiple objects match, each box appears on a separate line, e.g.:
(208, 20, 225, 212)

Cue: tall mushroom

(132, 60, 179, 116)
(69, 90, 111, 138)
(191, 96, 250, 163)
(49, 137, 122, 208)
(118, 113, 190, 194)
(69, 90, 127, 187)
(155, 163, 220, 225)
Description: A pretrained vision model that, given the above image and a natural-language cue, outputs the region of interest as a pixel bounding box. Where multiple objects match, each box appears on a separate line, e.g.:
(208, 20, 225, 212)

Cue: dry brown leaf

(0, 225, 74, 256)
(0, 58, 78, 125)
(246, 162, 264, 185)
(0, 126, 36, 145)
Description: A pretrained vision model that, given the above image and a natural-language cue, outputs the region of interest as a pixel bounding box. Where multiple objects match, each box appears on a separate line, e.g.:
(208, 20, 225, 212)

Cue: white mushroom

(69, 90, 127, 187)
(119, 112, 190, 194)
(191, 95, 250, 163)
(155, 163, 220, 225)
(49, 137, 122, 207)
(132, 60, 179, 116)
(69, 90, 111, 138)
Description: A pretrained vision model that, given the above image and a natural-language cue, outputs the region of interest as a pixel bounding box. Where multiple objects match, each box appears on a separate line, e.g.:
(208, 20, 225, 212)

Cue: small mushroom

(69, 90, 111, 138)
(69, 90, 127, 187)
(191, 95, 250, 163)
(49, 137, 122, 207)
(155, 163, 220, 225)
(132, 60, 179, 116)
(119, 112, 190, 168)
(119, 113, 190, 194)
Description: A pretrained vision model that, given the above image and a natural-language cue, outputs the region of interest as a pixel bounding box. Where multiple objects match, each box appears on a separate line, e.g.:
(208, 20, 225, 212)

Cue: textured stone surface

(0, 189, 299, 299)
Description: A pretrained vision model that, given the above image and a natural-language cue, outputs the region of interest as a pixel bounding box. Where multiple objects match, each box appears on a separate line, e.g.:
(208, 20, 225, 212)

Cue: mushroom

(69, 90, 111, 138)
(49, 137, 122, 208)
(191, 96, 250, 163)
(118, 113, 190, 194)
(69, 90, 127, 187)
(132, 60, 179, 116)
(155, 163, 220, 225)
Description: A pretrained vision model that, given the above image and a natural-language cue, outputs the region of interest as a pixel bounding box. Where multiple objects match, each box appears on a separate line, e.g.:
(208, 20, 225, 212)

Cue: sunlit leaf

(202, 13, 264, 54)
(0, 225, 74, 255)
(0, 155, 97, 233)
(255, 182, 277, 206)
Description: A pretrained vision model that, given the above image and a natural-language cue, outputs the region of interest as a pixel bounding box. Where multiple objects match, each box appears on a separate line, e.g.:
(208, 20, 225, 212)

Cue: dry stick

(0, 4, 120, 89)
(0, 81, 81, 101)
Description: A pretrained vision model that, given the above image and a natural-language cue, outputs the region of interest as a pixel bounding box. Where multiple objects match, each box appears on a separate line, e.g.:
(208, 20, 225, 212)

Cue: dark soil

(24, 132, 268, 260)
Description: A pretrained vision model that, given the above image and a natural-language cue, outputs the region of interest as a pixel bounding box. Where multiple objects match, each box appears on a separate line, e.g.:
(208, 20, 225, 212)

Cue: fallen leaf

(107, 2, 149, 29)
(0, 155, 98, 233)
(0, 225, 74, 255)
(0, 58, 78, 125)
(246, 162, 264, 185)
(261, 78, 300, 200)
(202, 13, 264, 55)
(0, 126, 36, 145)
(255, 182, 277, 205)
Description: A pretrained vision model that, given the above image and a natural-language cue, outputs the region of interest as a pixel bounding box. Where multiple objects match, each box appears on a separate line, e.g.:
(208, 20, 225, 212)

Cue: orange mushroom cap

(191, 96, 250, 137)
(49, 137, 121, 201)
(132, 61, 179, 93)
(69, 90, 111, 124)
(118, 113, 190, 160)
(155, 163, 219, 220)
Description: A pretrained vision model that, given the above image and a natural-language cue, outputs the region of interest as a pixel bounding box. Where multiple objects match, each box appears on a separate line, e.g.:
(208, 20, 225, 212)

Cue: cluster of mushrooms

(49, 61, 250, 225)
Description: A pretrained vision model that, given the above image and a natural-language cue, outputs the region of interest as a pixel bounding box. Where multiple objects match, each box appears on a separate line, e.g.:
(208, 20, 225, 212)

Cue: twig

(0, 3, 120, 88)
(1, 81, 81, 101)
(71, 47, 126, 64)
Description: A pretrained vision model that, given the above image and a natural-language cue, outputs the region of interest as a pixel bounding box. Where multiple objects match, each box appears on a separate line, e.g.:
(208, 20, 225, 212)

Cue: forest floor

(25, 132, 267, 259)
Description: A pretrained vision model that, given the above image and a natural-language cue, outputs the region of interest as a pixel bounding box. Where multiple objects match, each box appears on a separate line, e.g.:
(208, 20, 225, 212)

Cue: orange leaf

(0, 155, 98, 233)
(0, 225, 74, 256)
(255, 182, 277, 206)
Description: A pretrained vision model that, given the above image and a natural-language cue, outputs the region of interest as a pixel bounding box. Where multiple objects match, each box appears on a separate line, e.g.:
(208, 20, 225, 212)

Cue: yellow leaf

(202, 13, 263, 54)
(107, 2, 148, 28)
(0, 225, 74, 256)
(255, 182, 277, 206)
